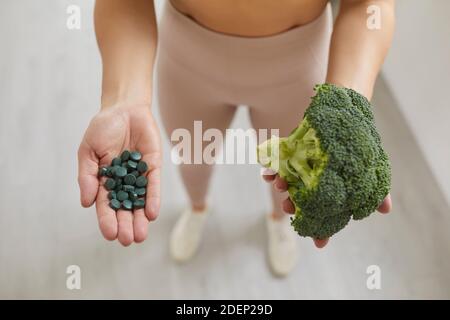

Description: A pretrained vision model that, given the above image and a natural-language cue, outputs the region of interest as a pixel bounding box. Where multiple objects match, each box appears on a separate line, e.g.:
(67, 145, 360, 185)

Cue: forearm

(326, 0, 395, 100)
(95, 0, 157, 107)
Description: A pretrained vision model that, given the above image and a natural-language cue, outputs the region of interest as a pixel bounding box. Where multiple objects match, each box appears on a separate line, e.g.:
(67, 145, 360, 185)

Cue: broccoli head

(257, 84, 391, 239)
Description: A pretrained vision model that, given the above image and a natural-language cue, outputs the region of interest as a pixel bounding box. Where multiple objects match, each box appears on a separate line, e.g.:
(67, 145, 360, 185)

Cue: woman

(78, 0, 394, 276)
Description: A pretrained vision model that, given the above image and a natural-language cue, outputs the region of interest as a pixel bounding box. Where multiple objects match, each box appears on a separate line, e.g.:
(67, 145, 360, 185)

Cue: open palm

(78, 103, 162, 246)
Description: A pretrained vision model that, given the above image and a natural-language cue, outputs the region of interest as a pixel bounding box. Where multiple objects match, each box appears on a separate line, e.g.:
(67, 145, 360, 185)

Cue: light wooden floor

(0, 0, 449, 299)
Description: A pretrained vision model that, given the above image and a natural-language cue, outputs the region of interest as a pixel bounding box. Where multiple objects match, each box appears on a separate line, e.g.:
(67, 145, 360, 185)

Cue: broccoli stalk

(257, 84, 391, 239)
(258, 119, 328, 213)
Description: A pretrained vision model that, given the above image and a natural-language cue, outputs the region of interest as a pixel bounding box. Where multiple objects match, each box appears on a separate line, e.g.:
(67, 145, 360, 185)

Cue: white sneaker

(170, 207, 209, 262)
(266, 214, 298, 277)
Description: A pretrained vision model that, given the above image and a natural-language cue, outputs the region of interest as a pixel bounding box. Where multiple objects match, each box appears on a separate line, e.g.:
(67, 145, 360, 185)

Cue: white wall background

(382, 0, 450, 205)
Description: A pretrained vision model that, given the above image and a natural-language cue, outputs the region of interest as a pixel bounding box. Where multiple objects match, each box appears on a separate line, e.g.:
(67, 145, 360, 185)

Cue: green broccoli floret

(257, 83, 391, 239)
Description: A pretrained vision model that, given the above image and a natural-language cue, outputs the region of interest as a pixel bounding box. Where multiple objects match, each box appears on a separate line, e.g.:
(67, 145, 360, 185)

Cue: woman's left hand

(262, 172, 392, 248)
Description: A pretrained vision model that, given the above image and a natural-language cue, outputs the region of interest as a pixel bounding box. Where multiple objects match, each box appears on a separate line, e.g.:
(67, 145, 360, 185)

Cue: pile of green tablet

(98, 150, 148, 211)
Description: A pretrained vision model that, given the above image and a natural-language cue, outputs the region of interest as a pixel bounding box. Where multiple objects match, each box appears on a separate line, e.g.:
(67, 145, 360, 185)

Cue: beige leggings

(156, 1, 333, 214)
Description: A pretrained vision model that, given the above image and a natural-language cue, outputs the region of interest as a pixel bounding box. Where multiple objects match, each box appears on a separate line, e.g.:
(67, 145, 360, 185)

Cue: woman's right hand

(77, 102, 162, 246)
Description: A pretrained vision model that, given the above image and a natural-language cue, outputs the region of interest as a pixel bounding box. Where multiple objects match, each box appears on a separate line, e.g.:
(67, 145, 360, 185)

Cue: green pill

(122, 200, 133, 210)
(104, 178, 116, 190)
(137, 161, 148, 173)
(106, 166, 114, 177)
(111, 157, 122, 166)
(124, 174, 136, 185)
(130, 151, 142, 161)
(121, 150, 130, 161)
(123, 185, 135, 192)
(114, 178, 123, 192)
(98, 167, 108, 177)
(133, 199, 145, 209)
(108, 191, 117, 200)
(117, 190, 129, 201)
(127, 160, 138, 170)
(135, 187, 146, 196)
(109, 199, 121, 211)
(115, 166, 127, 178)
(135, 176, 148, 187)
(110, 165, 117, 176)
(129, 192, 138, 201)
(131, 170, 140, 177)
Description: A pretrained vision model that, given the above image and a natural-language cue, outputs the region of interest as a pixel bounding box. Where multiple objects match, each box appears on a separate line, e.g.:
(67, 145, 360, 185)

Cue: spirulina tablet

(122, 200, 133, 210)
(106, 166, 114, 177)
(115, 166, 127, 178)
(114, 178, 123, 191)
(127, 160, 138, 170)
(135, 176, 148, 187)
(117, 190, 129, 201)
(130, 151, 142, 161)
(110, 165, 117, 176)
(98, 167, 108, 177)
(133, 199, 145, 209)
(109, 199, 121, 211)
(112, 157, 122, 166)
(137, 161, 148, 173)
(105, 178, 116, 190)
(131, 170, 140, 177)
(123, 185, 135, 192)
(121, 150, 130, 161)
(129, 192, 138, 201)
(115, 178, 123, 185)
(108, 191, 117, 200)
(124, 174, 136, 185)
(135, 187, 146, 196)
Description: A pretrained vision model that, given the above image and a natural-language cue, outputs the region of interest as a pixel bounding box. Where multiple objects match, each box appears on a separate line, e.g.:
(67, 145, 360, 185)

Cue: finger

(377, 193, 392, 214)
(145, 157, 161, 221)
(95, 187, 118, 241)
(78, 142, 100, 207)
(313, 238, 329, 248)
(262, 174, 276, 182)
(274, 175, 288, 192)
(133, 209, 149, 243)
(262, 176, 275, 182)
(260, 168, 276, 182)
(282, 197, 295, 214)
(117, 209, 134, 247)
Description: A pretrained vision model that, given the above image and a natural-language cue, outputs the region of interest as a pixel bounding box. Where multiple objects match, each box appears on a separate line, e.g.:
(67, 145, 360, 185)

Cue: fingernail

(261, 168, 275, 176)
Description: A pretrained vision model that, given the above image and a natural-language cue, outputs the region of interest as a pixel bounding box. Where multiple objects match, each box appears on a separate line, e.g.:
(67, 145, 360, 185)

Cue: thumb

(78, 142, 100, 207)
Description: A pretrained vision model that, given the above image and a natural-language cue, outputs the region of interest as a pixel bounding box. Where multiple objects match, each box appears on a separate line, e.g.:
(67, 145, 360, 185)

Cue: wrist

(325, 77, 373, 100)
(101, 93, 152, 110)
(100, 81, 152, 110)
